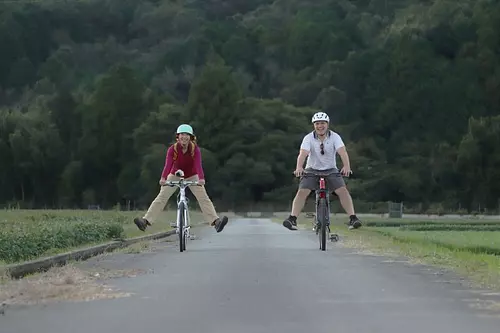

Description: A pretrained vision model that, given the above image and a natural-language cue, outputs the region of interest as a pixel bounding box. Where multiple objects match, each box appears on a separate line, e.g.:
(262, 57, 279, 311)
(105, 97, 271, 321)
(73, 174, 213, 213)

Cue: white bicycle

(163, 170, 200, 252)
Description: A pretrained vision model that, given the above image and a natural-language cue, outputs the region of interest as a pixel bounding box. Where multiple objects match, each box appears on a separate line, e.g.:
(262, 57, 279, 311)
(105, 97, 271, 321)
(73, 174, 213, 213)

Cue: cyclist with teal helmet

(134, 124, 229, 233)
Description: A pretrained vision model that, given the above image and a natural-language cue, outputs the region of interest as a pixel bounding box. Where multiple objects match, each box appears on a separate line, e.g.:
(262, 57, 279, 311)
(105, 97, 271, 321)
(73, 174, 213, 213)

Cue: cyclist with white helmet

(283, 112, 362, 231)
(134, 124, 229, 233)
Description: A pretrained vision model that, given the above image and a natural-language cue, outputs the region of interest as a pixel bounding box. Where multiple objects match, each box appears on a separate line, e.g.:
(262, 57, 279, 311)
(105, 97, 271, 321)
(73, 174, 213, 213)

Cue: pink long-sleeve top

(161, 143, 205, 180)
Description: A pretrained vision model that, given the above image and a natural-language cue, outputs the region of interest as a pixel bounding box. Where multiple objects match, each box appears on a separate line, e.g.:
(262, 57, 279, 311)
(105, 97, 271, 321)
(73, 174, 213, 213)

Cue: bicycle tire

(182, 205, 188, 251)
(317, 197, 328, 251)
(183, 206, 189, 251)
(179, 201, 186, 252)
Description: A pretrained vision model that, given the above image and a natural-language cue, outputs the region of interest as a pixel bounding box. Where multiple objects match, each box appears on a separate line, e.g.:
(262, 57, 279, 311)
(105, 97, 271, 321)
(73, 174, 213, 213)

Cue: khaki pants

(143, 174, 219, 224)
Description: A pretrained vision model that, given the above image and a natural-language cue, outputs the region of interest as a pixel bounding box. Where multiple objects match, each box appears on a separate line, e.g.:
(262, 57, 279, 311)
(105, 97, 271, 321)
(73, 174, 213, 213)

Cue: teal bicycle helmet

(176, 124, 194, 135)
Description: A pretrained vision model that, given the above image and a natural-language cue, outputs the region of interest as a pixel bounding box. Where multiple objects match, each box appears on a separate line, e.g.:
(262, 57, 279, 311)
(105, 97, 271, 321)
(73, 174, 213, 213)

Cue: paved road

(2, 218, 500, 333)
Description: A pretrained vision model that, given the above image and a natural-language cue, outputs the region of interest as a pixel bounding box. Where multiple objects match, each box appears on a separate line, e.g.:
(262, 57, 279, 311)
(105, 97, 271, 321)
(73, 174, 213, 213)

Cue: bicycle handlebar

(162, 180, 201, 187)
(160, 169, 203, 187)
(300, 170, 354, 179)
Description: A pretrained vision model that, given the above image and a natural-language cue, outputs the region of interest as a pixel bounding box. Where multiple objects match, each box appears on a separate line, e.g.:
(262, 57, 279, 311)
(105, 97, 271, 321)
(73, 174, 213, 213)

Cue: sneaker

(348, 215, 362, 230)
(134, 217, 151, 232)
(283, 216, 298, 230)
(213, 216, 229, 233)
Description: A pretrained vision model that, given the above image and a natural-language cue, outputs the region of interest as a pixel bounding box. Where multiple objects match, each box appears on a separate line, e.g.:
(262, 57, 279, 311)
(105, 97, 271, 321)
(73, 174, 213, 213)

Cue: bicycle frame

(303, 172, 331, 224)
(317, 177, 329, 222)
(163, 177, 200, 251)
(303, 170, 340, 250)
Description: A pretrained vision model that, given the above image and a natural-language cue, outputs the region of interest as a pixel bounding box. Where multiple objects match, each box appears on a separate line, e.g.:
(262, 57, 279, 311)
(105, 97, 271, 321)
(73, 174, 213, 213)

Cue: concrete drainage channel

(3, 230, 177, 280)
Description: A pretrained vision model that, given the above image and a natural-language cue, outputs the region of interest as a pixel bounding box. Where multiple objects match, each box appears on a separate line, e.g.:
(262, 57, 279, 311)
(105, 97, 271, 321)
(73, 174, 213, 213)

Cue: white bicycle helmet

(176, 124, 194, 135)
(311, 112, 330, 123)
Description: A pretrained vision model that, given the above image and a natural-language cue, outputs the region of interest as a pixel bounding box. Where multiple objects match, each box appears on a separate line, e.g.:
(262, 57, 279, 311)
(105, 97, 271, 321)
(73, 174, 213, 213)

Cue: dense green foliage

(1, 0, 500, 213)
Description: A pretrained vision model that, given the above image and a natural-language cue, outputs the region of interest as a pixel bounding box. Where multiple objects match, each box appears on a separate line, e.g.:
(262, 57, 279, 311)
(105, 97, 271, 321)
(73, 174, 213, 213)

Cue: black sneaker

(283, 216, 298, 230)
(134, 217, 151, 232)
(348, 215, 362, 230)
(214, 216, 229, 233)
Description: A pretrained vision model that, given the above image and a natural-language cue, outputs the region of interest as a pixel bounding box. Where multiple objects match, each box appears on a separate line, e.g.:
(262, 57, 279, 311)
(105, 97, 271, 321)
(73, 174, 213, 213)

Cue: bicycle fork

(176, 204, 182, 235)
(175, 204, 188, 232)
(177, 205, 192, 238)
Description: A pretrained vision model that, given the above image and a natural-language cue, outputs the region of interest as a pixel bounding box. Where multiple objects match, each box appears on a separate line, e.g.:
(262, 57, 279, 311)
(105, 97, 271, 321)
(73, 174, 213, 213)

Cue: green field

(356, 217, 500, 255)
(372, 228, 500, 254)
(0, 209, 204, 266)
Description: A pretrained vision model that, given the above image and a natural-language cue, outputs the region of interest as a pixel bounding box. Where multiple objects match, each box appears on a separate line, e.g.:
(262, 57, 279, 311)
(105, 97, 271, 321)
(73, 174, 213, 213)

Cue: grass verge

(0, 263, 139, 306)
(273, 215, 500, 290)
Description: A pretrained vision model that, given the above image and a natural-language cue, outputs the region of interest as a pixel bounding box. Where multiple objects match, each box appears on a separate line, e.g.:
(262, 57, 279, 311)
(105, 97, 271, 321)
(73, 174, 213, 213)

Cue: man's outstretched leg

(327, 171, 362, 230)
(334, 186, 362, 229)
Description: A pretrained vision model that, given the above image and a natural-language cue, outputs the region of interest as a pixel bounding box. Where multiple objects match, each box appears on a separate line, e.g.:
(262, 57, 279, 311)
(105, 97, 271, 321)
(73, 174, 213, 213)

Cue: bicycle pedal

(329, 234, 339, 242)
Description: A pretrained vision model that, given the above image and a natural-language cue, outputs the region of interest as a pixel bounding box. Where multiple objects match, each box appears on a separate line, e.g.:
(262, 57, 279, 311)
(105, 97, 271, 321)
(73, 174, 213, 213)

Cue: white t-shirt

(300, 130, 345, 170)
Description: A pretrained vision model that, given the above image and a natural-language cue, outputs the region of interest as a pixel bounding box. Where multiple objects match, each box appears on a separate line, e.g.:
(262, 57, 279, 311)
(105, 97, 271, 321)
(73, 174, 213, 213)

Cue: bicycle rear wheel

(178, 201, 186, 252)
(317, 198, 328, 251)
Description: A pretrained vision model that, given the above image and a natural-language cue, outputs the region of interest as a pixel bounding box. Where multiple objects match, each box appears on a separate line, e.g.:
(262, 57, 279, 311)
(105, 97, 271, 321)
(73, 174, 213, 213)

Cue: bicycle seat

(175, 169, 185, 177)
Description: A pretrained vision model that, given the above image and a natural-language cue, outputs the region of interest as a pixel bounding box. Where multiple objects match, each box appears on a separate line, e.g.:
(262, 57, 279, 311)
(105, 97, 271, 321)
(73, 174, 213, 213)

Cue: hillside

(1, 0, 499, 214)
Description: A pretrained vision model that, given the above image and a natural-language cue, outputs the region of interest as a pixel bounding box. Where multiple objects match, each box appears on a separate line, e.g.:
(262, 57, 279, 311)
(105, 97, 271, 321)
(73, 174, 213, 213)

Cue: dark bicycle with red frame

(302, 169, 345, 251)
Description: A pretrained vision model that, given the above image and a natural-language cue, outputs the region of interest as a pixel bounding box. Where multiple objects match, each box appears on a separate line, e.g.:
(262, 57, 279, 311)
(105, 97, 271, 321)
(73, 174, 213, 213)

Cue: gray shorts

(298, 168, 345, 192)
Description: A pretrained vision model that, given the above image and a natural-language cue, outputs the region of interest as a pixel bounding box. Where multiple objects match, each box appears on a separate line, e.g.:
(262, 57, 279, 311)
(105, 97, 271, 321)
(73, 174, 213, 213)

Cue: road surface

(2, 218, 500, 333)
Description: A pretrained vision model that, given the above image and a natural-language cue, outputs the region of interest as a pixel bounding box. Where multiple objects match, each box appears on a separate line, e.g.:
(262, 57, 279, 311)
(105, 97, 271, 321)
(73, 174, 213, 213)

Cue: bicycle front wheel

(178, 201, 186, 252)
(317, 198, 328, 251)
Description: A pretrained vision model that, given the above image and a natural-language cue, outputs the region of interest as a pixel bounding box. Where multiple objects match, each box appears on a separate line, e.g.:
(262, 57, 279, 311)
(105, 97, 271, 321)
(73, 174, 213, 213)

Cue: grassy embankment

(0, 209, 204, 267)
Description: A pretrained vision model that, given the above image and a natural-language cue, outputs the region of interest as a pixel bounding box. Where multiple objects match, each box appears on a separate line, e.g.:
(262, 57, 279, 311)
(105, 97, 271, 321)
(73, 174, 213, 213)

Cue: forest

(1, 0, 499, 214)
